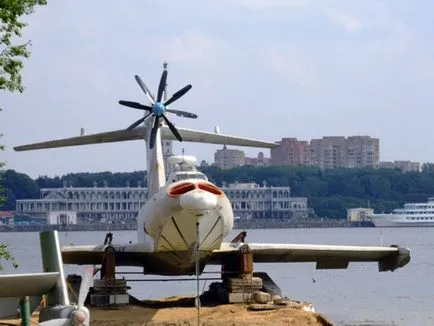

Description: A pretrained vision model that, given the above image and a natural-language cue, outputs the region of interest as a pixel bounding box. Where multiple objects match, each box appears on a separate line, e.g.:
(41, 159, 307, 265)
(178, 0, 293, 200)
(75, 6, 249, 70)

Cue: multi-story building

(16, 183, 309, 224)
(245, 152, 270, 167)
(215, 135, 380, 170)
(16, 186, 147, 224)
(379, 160, 420, 172)
(270, 138, 309, 166)
(309, 136, 379, 169)
(214, 145, 245, 169)
(309, 136, 347, 169)
(346, 136, 379, 168)
(223, 182, 308, 219)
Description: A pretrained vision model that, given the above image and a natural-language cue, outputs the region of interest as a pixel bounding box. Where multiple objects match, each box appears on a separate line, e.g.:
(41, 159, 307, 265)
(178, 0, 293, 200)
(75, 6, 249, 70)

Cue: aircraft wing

(0, 272, 59, 297)
(14, 128, 146, 151)
(14, 126, 277, 151)
(161, 126, 279, 148)
(208, 242, 411, 272)
(62, 241, 410, 274)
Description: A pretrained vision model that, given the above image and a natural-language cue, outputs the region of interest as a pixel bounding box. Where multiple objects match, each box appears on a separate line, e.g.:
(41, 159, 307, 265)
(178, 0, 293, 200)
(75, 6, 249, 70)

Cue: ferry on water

(369, 197, 434, 227)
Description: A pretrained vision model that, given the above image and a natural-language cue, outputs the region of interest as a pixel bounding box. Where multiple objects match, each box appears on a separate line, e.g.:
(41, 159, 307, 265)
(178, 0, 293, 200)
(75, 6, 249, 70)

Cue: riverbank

(0, 218, 374, 232)
(0, 297, 334, 326)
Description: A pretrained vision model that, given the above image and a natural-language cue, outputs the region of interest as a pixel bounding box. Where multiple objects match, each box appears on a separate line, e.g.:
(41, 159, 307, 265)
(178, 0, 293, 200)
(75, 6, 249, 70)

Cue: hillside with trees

(3, 163, 434, 219)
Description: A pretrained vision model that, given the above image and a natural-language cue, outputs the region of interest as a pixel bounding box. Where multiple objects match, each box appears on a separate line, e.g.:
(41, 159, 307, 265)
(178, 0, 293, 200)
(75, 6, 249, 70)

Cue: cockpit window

(176, 173, 207, 181)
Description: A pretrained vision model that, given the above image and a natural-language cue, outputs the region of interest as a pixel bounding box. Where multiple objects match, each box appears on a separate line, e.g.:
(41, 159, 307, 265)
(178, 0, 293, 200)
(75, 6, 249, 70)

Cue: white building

(16, 183, 309, 224)
(223, 182, 308, 219)
(47, 211, 77, 225)
(16, 186, 147, 224)
(347, 207, 374, 222)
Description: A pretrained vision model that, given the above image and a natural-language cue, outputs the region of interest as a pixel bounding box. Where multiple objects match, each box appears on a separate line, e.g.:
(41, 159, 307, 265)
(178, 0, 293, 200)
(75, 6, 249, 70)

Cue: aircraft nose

(180, 189, 218, 211)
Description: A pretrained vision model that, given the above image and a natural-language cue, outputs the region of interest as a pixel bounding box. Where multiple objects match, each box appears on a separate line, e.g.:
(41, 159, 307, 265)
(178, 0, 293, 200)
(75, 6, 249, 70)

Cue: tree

(0, 0, 47, 270)
(422, 163, 434, 174)
(1, 0, 47, 92)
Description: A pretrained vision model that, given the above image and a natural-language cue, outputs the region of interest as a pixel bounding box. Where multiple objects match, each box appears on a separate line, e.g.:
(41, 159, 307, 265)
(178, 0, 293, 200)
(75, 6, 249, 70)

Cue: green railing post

(19, 296, 31, 326)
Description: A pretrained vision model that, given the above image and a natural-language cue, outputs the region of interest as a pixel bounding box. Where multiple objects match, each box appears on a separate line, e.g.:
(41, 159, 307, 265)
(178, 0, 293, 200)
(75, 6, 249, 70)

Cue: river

(1, 227, 432, 326)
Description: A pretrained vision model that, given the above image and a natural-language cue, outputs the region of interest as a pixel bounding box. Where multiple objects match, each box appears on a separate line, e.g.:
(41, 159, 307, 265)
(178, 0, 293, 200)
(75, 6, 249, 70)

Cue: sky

(2, 0, 434, 178)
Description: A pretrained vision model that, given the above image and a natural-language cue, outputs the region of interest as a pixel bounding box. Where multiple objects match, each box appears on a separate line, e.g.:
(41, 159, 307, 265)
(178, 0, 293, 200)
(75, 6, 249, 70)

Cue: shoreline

(0, 295, 334, 326)
(0, 219, 373, 232)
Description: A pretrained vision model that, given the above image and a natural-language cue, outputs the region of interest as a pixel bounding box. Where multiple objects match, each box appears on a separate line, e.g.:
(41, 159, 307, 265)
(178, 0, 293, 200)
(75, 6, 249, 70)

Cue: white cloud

(266, 48, 317, 87)
(327, 8, 362, 31)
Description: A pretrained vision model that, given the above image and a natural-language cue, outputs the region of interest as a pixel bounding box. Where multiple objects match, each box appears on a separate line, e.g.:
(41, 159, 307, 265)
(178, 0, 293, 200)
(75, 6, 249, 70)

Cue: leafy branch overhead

(1, 0, 46, 269)
(0, 0, 47, 92)
(0, 243, 18, 270)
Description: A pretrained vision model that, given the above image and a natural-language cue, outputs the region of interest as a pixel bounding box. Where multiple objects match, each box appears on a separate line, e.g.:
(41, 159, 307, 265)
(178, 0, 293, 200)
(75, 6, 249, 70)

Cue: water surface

(1, 227, 432, 326)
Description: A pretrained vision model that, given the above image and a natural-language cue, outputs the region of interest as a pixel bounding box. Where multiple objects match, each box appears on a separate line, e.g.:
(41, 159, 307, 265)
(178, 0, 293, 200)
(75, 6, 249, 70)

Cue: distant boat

(369, 198, 434, 227)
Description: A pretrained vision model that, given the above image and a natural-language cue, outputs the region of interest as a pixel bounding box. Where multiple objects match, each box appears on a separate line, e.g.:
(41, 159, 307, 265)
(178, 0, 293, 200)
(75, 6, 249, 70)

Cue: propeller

(38, 318, 70, 326)
(39, 267, 93, 326)
(119, 67, 198, 149)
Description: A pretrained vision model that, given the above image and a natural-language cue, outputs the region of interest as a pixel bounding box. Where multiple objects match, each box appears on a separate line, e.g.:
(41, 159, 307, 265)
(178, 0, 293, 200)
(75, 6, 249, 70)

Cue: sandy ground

(90, 303, 332, 326)
(0, 296, 334, 326)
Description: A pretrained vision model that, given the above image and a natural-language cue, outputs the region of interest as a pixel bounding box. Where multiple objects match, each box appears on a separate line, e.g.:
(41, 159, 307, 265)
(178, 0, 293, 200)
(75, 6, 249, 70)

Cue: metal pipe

(195, 221, 200, 326)
(115, 270, 240, 275)
(123, 277, 220, 282)
(19, 296, 30, 326)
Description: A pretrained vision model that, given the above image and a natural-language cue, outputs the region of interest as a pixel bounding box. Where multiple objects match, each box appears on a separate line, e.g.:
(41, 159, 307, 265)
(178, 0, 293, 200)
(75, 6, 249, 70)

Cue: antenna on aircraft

(118, 63, 198, 148)
(163, 61, 168, 101)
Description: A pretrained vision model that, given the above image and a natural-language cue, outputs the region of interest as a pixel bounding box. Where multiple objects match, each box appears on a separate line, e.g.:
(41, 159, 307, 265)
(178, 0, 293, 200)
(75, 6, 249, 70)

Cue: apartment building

(270, 138, 309, 166)
(346, 136, 380, 168)
(307, 136, 379, 169)
(379, 160, 420, 172)
(214, 145, 245, 169)
(245, 152, 270, 167)
(216, 136, 381, 170)
(309, 136, 347, 169)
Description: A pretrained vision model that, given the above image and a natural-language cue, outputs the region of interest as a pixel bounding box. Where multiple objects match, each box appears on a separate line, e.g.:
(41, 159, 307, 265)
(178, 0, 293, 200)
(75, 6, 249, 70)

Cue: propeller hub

(152, 102, 165, 117)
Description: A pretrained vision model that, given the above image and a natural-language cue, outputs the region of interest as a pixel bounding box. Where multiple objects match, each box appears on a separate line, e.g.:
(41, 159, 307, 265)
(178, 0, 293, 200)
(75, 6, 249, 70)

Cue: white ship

(369, 197, 434, 227)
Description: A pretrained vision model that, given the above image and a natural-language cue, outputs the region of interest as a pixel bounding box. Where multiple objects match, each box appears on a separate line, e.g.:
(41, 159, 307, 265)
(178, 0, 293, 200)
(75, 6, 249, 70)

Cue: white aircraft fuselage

(140, 175, 233, 252)
(137, 118, 233, 256)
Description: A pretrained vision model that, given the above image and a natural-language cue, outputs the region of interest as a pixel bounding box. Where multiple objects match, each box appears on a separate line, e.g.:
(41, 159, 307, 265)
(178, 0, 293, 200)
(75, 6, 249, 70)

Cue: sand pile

(89, 296, 333, 326)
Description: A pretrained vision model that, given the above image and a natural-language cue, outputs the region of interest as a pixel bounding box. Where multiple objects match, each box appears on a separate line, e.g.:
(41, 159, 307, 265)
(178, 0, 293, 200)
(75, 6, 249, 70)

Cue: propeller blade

(157, 69, 168, 102)
(164, 84, 192, 106)
(162, 114, 182, 142)
(119, 100, 152, 111)
(78, 266, 94, 308)
(127, 113, 151, 130)
(134, 75, 155, 103)
(165, 109, 198, 119)
(149, 116, 160, 149)
(38, 318, 70, 326)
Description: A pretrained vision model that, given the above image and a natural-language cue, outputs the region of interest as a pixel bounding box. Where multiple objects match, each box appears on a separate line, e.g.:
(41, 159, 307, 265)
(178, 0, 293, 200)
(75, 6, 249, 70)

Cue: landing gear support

(91, 245, 130, 306)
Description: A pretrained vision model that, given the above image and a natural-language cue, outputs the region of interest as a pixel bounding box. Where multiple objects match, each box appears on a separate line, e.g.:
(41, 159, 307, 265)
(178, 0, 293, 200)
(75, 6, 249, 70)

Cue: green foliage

(0, 0, 47, 92)
(0, 243, 18, 270)
(0, 134, 4, 207)
(35, 171, 146, 189)
(422, 163, 434, 173)
(2, 169, 40, 209)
